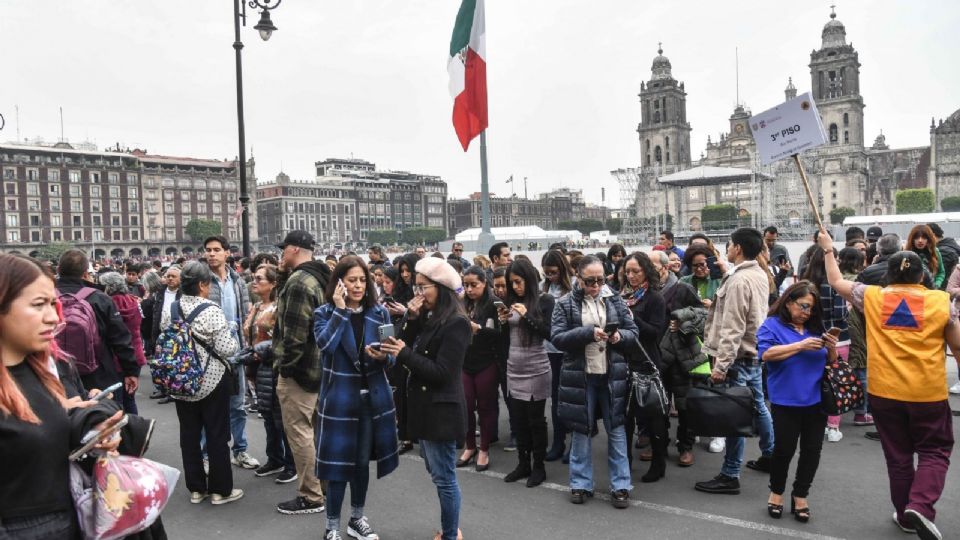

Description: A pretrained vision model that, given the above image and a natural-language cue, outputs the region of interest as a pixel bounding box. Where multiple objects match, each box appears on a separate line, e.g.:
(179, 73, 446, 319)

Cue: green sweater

(679, 275, 721, 303)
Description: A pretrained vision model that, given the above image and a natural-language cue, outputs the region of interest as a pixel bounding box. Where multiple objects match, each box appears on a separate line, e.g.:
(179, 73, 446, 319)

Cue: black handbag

(629, 340, 669, 419)
(820, 360, 865, 415)
(687, 381, 756, 438)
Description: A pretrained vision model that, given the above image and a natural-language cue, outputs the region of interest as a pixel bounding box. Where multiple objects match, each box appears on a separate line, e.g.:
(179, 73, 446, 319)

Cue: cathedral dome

(937, 108, 960, 134)
(821, 7, 847, 48)
(651, 45, 673, 81)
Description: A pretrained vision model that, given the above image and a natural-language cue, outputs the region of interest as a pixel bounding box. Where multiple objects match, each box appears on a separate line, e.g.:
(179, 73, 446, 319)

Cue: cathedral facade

(614, 9, 959, 242)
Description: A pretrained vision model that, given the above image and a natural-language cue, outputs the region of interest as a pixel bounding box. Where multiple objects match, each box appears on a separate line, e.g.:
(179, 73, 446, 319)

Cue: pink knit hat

(415, 256, 462, 292)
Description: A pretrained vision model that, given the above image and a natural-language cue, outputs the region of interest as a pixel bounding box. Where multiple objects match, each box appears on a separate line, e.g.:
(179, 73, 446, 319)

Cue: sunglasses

(581, 277, 605, 286)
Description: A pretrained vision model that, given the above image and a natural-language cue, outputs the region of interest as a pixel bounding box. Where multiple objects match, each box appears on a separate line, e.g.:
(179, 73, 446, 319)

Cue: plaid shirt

(274, 265, 326, 392)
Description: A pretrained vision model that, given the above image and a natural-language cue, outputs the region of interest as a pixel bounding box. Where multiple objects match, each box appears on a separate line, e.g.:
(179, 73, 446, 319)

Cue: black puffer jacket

(550, 287, 638, 435)
(937, 237, 960, 288)
(255, 340, 276, 411)
(659, 306, 709, 406)
(859, 254, 934, 288)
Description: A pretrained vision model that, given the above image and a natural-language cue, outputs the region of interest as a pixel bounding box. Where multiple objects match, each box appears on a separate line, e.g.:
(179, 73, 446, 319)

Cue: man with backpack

(55, 249, 139, 398)
(203, 235, 258, 471)
(274, 230, 331, 515)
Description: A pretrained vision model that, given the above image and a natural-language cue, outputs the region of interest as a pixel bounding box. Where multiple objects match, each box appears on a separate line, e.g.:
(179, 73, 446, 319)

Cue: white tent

(455, 226, 550, 242)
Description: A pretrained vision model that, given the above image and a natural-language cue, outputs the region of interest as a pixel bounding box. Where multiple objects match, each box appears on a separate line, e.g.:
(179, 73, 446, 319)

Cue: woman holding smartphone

(541, 250, 574, 462)
(381, 264, 413, 453)
(379, 257, 470, 540)
(499, 258, 555, 487)
(457, 266, 503, 472)
(314, 256, 398, 540)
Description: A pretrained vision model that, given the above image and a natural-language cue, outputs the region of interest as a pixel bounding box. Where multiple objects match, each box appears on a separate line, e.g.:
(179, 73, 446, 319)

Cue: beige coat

(701, 260, 770, 375)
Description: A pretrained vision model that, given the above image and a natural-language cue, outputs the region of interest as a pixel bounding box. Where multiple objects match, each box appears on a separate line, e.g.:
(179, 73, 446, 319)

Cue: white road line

(402, 454, 845, 540)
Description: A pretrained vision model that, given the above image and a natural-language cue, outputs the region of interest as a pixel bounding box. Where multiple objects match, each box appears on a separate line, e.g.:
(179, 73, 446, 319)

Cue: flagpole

(477, 130, 495, 254)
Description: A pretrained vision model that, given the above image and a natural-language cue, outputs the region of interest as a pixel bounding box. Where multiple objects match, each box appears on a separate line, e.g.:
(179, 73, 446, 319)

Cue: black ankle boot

(504, 451, 531, 483)
(527, 456, 546, 487)
(641, 460, 666, 483)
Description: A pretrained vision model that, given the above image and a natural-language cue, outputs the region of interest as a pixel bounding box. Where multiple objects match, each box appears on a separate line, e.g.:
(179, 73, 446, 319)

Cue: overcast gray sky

(3, 1, 958, 207)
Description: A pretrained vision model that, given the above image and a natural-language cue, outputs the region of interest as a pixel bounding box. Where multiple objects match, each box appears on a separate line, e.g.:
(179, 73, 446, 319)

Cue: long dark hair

(800, 246, 837, 287)
(422, 275, 467, 329)
(506, 258, 544, 346)
(768, 280, 825, 333)
(325, 256, 378, 309)
(394, 254, 419, 304)
(837, 247, 865, 275)
(541, 249, 572, 295)
(619, 251, 660, 292)
(462, 265, 494, 320)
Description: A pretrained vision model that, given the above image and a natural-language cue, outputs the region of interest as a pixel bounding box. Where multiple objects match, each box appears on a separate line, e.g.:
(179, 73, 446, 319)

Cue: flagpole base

(476, 231, 496, 257)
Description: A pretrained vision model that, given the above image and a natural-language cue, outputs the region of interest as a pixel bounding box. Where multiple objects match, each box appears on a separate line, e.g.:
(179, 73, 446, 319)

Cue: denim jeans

(229, 370, 248, 455)
(569, 374, 632, 492)
(722, 363, 775, 479)
(420, 440, 461, 540)
(326, 394, 374, 531)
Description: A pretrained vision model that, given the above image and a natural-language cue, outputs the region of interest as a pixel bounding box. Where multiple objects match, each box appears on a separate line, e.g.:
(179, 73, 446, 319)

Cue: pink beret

(415, 256, 462, 292)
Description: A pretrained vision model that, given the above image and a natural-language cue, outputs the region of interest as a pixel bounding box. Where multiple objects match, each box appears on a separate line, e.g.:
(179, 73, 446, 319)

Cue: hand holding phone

(91, 382, 123, 402)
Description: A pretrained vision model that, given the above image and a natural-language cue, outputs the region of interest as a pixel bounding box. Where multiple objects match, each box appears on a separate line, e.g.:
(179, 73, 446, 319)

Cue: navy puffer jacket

(550, 286, 638, 435)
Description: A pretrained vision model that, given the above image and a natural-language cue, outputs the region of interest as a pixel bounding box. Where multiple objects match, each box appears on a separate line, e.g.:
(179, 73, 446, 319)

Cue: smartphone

(493, 300, 507, 310)
(706, 256, 723, 280)
(69, 414, 129, 461)
(827, 327, 842, 338)
(603, 322, 619, 335)
(383, 295, 395, 304)
(91, 382, 123, 402)
(338, 279, 348, 298)
(378, 324, 395, 342)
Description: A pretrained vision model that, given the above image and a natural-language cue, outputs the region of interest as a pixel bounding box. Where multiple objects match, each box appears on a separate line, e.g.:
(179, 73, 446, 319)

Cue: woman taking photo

(500, 258, 555, 487)
(457, 266, 503, 472)
(163, 261, 242, 505)
(541, 249, 574, 462)
(379, 257, 470, 540)
(907, 224, 945, 289)
(758, 281, 837, 523)
(248, 264, 296, 482)
(314, 256, 398, 540)
(679, 246, 721, 309)
(619, 252, 668, 481)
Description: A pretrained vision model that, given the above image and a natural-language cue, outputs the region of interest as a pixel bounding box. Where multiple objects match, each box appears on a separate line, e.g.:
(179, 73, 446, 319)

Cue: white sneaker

(825, 427, 843, 443)
(708, 437, 725, 453)
(232, 451, 261, 469)
(893, 512, 917, 533)
(949, 382, 960, 395)
(904, 508, 942, 540)
(190, 491, 209, 504)
(211, 488, 244, 505)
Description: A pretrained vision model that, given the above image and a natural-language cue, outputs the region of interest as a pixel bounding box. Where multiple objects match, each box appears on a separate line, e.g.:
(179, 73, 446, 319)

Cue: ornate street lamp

(233, 0, 281, 257)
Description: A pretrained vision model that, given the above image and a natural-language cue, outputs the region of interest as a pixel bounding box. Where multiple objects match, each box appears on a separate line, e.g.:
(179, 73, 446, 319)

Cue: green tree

(366, 230, 399, 246)
(895, 189, 935, 214)
(829, 206, 857, 225)
(700, 204, 738, 230)
(556, 219, 605, 235)
(185, 219, 223, 243)
(941, 196, 960, 212)
(400, 227, 446, 245)
(36, 242, 75, 262)
(607, 218, 623, 235)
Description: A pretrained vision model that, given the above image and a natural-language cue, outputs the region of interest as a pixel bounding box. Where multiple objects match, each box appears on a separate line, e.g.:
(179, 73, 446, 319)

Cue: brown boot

(678, 450, 695, 467)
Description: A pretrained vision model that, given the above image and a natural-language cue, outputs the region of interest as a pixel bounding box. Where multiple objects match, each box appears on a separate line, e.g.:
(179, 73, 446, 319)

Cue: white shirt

(162, 288, 178, 320)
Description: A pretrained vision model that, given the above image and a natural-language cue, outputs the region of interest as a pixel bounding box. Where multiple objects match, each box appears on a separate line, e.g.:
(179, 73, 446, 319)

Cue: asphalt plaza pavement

(141, 366, 960, 540)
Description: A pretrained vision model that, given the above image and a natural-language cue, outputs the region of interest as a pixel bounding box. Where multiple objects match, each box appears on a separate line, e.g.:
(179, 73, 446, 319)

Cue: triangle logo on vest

(881, 293, 925, 331)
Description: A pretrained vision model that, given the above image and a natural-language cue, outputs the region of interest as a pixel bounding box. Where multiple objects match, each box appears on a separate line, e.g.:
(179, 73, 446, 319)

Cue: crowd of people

(2, 220, 960, 540)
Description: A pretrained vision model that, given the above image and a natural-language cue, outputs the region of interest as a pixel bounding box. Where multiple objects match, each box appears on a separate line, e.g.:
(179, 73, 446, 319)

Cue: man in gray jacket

(204, 235, 258, 470)
(695, 228, 775, 495)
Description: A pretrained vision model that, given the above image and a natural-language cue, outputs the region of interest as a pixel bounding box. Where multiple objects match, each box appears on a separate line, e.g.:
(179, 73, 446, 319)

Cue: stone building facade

(614, 8, 959, 242)
(447, 187, 612, 235)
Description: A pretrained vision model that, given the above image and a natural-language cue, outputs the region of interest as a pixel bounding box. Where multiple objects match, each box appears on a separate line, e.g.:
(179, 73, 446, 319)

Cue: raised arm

(817, 226, 856, 302)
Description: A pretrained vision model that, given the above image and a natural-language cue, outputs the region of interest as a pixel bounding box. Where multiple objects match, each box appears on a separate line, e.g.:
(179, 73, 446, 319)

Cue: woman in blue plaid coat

(313, 256, 399, 540)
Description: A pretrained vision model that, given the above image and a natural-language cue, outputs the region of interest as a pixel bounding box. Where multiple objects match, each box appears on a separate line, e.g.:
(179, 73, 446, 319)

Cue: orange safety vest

(863, 284, 951, 402)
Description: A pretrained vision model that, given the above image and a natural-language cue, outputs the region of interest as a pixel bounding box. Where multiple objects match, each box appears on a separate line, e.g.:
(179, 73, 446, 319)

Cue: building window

(90, 185, 101, 197)
(49, 184, 60, 196)
(212, 192, 222, 202)
(52, 230, 62, 241)
(127, 173, 137, 185)
(48, 170, 60, 182)
(111, 216, 121, 226)
(5, 182, 17, 195)
(50, 198, 62, 211)
(829, 124, 838, 143)
(26, 183, 39, 196)
(110, 201, 121, 212)
(164, 202, 174, 213)
(71, 200, 82, 212)
(112, 230, 121, 241)
(91, 200, 101, 212)
(69, 185, 81, 197)
(108, 173, 119, 184)
(51, 215, 62, 227)
(181, 191, 191, 201)
(73, 230, 82, 241)
(843, 113, 849, 126)
(72, 215, 82, 226)
(128, 187, 138, 199)
(129, 200, 139, 212)
(7, 231, 20, 242)
(92, 215, 102, 226)
(69, 171, 81, 183)
(844, 131, 849, 143)
(130, 229, 139, 240)
(109, 186, 120, 198)
(90, 172, 100, 184)
(27, 199, 40, 211)
(197, 191, 207, 201)
(5, 214, 18, 227)
(130, 215, 139, 226)
(655, 146, 662, 164)
(93, 230, 103, 242)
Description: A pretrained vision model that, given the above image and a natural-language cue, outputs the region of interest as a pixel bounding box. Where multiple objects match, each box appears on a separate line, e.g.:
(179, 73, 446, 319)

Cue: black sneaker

(611, 489, 630, 509)
(275, 469, 299, 484)
(347, 516, 379, 540)
(277, 496, 325, 515)
(865, 431, 882, 441)
(694, 474, 741, 494)
(254, 461, 285, 477)
(570, 489, 594, 504)
(904, 509, 943, 540)
(746, 455, 773, 473)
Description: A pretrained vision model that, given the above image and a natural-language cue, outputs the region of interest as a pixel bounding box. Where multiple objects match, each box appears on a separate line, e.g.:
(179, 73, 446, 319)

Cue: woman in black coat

(619, 252, 668, 482)
(380, 257, 470, 540)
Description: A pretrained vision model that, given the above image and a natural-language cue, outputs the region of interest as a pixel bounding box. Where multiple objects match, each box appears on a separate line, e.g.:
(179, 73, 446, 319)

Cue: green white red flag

(448, 0, 487, 151)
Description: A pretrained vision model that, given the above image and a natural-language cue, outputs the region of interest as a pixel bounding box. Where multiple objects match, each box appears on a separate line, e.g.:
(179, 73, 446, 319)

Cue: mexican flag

(448, 0, 487, 151)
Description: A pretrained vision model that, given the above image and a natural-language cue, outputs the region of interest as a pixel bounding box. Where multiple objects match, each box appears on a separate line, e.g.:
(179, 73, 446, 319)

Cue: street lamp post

(233, 0, 280, 257)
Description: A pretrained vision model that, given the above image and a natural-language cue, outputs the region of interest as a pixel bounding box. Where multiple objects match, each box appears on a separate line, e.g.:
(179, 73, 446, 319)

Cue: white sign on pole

(750, 92, 827, 165)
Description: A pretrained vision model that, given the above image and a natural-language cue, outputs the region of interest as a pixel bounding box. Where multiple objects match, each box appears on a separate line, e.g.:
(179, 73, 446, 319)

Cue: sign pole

(792, 153, 823, 230)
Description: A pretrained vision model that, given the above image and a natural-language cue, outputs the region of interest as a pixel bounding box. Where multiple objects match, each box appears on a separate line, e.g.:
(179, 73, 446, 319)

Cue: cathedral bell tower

(637, 44, 692, 169)
(809, 6, 865, 148)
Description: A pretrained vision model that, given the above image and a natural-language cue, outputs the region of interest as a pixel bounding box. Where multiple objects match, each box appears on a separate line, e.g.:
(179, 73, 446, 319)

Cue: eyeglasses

(794, 302, 813, 312)
(580, 277, 605, 286)
(413, 284, 436, 295)
(452, 248, 463, 252)
(543, 270, 559, 277)
(692, 262, 708, 269)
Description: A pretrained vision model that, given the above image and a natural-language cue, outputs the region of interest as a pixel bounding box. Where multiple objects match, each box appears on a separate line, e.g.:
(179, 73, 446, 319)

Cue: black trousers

(548, 353, 568, 448)
(625, 397, 668, 468)
(175, 375, 233, 496)
(510, 397, 548, 461)
(769, 404, 827, 498)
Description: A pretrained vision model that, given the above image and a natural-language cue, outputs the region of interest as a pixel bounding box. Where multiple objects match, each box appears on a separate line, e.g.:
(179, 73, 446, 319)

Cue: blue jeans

(420, 440, 461, 540)
(326, 394, 374, 531)
(569, 374, 632, 492)
(229, 371, 248, 455)
(853, 367, 870, 415)
(721, 363, 775, 479)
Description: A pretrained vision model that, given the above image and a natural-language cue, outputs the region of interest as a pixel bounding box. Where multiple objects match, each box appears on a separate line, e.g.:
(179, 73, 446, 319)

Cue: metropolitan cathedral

(614, 8, 960, 241)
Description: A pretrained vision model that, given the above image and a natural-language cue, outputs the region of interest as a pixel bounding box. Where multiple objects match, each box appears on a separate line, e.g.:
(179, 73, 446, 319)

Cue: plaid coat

(312, 303, 399, 482)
